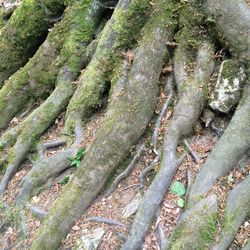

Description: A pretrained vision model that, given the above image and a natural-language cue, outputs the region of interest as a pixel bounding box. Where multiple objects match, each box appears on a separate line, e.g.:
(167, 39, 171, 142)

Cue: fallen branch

(139, 155, 160, 189)
(184, 139, 199, 163)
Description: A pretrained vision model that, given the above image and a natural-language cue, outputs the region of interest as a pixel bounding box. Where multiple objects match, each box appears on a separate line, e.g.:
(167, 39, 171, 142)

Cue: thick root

(122, 41, 215, 250)
(30, 0, 166, 247)
(0, 0, 65, 86)
(168, 174, 250, 250)
(0, 0, 100, 130)
(167, 195, 218, 250)
(204, 0, 250, 62)
(189, 82, 250, 205)
(63, 0, 150, 135)
(0, 0, 102, 192)
(212, 174, 250, 250)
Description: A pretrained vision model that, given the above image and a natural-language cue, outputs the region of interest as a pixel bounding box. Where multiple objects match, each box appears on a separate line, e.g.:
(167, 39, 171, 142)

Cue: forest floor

(0, 84, 249, 250)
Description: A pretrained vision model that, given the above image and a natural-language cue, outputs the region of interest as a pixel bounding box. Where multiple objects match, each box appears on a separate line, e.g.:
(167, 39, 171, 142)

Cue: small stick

(152, 92, 173, 153)
(185, 169, 192, 200)
(139, 155, 160, 189)
(84, 216, 128, 228)
(105, 143, 145, 196)
(184, 139, 199, 163)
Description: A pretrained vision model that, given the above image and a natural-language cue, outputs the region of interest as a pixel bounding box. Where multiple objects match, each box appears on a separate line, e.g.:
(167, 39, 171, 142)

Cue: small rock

(209, 60, 246, 113)
(122, 193, 141, 218)
(74, 228, 105, 250)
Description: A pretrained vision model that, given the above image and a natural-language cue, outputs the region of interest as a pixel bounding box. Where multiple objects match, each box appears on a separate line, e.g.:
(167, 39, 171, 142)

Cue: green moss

(199, 212, 218, 246)
(0, 1, 87, 129)
(170, 206, 218, 249)
(0, 0, 65, 85)
(221, 59, 238, 80)
(221, 209, 238, 232)
(175, 0, 206, 59)
(64, 0, 152, 135)
(60, 0, 96, 75)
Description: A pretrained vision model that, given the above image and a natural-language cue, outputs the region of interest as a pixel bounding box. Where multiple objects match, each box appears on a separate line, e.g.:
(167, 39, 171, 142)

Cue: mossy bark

(30, 1, 167, 248)
(212, 175, 250, 250)
(123, 42, 215, 250)
(0, 0, 101, 130)
(167, 195, 218, 250)
(63, 0, 150, 135)
(204, 0, 250, 63)
(0, 0, 65, 87)
(0, 0, 102, 193)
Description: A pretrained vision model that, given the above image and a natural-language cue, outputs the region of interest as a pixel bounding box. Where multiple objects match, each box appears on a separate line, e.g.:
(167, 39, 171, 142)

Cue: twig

(19, 106, 32, 119)
(139, 155, 160, 189)
(152, 92, 173, 153)
(184, 139, 199, 163)
(84, 216, 128, 228)
(121, 183, 139, 191)
(105, 143, 145, 196)
(185, 169, 192, 200)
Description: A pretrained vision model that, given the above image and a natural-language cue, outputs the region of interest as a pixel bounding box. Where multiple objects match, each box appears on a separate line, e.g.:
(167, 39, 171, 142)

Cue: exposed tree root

(122, 41, 215, 249)
(63, 0, 150, 135)
(168, 174, 250, 250)
(204, 0, 250, 61)
(139, 155, 159, 189)
(0, 0, 249, 249)
(168, 194, 218, 250)
(0, 0, 101, 130)
(0, 0, 65, 86)
(189, 82, 250, 204)
(152, 74, 174, 153)
(212, 174, 250, 250)
(184, 139, 199, 163)
(0, 0, 103, 194)
(0, 0, 21, 28)
(31, 0, 167, 246)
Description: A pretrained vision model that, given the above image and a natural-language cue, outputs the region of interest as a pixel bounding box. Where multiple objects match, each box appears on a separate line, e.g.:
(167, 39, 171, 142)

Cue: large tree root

(189, 82, 250, 204)
(0, 0, 103, 130)
(30, 0, 167, 247)
(122, 41, 215, 250)
(0, 0, 103, 194)
(0, 0, 65, 86)
(204, 0, 250, 62)
(212, 174, 250, 250)
(168, 194, 218, 249)
(0, 0, 21, 28)
(63, 0, 150, 135)
(167, 174, 250, 250)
